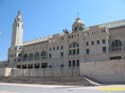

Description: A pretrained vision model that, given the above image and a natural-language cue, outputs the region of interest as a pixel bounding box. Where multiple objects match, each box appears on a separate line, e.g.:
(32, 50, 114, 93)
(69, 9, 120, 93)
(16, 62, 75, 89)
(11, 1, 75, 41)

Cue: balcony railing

(110, 47, 125, 53)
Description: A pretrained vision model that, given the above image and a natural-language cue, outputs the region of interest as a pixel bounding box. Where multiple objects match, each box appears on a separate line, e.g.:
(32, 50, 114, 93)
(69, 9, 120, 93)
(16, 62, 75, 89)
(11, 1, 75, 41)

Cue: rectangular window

(102, 39, 105, 44)
(61, 46, 63, 50)
(110, 56, 122, 60)
(73, 49, 76, 55)
(69, 61, 71, 67)
(49, 48, 51, 51)
(77, 49, 79, 54)
(102, 46, 106, 53)
(86, 49, 90, 54)
(60, 52, 64, 57)
(77, 60, 79, 67)
(34, 63, 40, 69)
(86, 42, 89, 46)
(53, 47, 55, 51)
(16, 65, 21, 68)
(91, 41, 94, 45)
(49, 54, 52, 58)
(97, 40, 100, 45)
(57, 46, 59, 50)
(69, 50, 72, 55)
(41, 63, 48, 68)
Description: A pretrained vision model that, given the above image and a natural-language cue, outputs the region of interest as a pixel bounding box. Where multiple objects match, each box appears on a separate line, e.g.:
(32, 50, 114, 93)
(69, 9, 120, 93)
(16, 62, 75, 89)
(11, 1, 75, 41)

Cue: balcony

(110, 47, 125, 53)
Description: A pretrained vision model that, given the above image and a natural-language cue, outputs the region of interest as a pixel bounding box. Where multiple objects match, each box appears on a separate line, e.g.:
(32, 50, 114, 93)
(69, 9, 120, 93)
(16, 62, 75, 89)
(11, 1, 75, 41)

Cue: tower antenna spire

(77, 12, 79, 18)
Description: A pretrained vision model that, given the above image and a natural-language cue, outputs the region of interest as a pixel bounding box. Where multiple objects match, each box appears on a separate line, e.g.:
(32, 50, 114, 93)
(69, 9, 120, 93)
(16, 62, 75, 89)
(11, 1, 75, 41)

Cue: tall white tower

(8, 10, 24, 67)
(11, 10, 24, 48)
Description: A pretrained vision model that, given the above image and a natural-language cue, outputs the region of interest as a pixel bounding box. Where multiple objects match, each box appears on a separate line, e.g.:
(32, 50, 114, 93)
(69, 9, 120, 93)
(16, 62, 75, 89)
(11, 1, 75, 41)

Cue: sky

(0, 0, 125, 61)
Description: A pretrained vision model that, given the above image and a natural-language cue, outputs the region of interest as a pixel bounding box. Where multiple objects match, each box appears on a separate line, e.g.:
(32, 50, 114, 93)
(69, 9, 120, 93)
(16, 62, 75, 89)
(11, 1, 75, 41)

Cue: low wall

(11, 67, 80, 78)
(80, 60, 125, 83)
(0, 68, 12, 77)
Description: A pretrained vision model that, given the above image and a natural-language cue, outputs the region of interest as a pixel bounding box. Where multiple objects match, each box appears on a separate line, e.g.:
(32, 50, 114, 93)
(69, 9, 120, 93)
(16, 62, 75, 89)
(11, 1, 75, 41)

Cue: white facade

(7, 11, 125, 77)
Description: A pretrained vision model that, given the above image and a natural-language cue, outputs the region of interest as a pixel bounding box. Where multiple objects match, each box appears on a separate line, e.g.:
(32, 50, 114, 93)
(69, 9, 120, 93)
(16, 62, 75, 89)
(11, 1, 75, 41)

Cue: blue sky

(0, 0, 125, 61)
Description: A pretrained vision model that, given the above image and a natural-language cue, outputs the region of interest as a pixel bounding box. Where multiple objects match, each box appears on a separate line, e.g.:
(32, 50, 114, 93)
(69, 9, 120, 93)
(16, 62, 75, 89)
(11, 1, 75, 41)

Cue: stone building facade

(7, 11, 125, 77)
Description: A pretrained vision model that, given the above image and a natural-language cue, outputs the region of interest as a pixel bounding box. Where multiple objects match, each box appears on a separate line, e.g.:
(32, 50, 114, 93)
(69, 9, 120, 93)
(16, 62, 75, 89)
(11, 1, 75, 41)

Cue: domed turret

(72, 17, 85, 32)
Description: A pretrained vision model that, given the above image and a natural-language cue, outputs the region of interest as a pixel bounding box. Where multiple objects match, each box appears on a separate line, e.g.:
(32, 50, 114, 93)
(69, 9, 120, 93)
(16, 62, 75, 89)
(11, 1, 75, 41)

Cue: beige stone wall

(11, 67, 79, 77)
(80, 60, 125, 83)
(0, 68, 12, 77)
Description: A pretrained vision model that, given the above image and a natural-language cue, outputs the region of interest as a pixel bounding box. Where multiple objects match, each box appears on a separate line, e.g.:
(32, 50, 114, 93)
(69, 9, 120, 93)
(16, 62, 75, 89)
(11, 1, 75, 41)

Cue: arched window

(69, 42, 79, 48)
(111, 40, 122, 51)
(23, 54, 28, 61)
(69, 42, 79, 55)
(29, 53, 33, 61)
(18, 53, 22, 62)
(18, 54, 22, 57)
(34, 52, 40, 60)
(41, 51, 47, 59)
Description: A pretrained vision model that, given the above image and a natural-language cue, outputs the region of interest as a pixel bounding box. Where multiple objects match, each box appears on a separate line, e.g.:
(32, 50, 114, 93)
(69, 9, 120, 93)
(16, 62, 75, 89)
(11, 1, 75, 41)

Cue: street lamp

(0, 31, 2, 61)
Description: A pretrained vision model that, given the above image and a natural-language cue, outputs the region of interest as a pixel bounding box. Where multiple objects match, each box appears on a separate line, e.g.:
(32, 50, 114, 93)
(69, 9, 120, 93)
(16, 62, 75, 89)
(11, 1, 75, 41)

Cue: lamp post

(0, 31, 1, 61)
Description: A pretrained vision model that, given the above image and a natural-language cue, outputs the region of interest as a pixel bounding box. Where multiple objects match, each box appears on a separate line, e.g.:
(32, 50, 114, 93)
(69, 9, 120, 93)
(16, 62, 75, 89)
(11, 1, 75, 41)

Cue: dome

(72, 17, 85, 32)
(72, 17, 85, 26)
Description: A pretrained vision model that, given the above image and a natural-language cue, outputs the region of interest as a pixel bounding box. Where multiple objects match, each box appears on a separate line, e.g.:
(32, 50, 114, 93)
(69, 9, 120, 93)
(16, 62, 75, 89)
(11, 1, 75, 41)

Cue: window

(60, 52, 64, 57)
(75, 27, 77, 31)
(91, 41, 94, 45)
(61, 46, 63, 50)
(18, 59, 21, 62)
(41, 51, 47, 59)
(23, 54, 28, 61)
(69, 42, 79, 56)
(77, 49, 79, 54)
(69, 50, 72, 55)
(18, 54, 22, 62)
(102, 46, 106, 53)
(41, 63, 48, 68)
(57, 46, 59, 50)
(111, 40, 122, 51)
(34, 63, 40, 68)
(86, 42, 89, 46)
(77, 60, 79, 67)
(53, 47, 55, 51)
(29, 53, 33, 60)
(69, 42, 79, 48)
(86, 49, 89, 54)
(34, 52, 40, 60)
(97, 40, 100, 45)
(41, 51, 46, 56)
(22, 64, 27, 69)
(49, 48, 51, 51)
(102, 39, 105, 44)
(16, 65, 21, 68)
(28, 64, 33, 69)
(72, 60, 75, 67)
(110, 56, 122, 60)
(49, 54, 52, 58)
(73, 49, 76, 55)
(18, 54, 22, 57)
(69, 61, 71, 67)
(79, 26, 83, 30)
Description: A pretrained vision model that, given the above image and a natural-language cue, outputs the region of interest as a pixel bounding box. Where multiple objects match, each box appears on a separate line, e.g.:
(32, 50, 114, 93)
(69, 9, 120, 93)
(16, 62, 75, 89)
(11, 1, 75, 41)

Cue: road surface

(0, 83, 125, 93)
